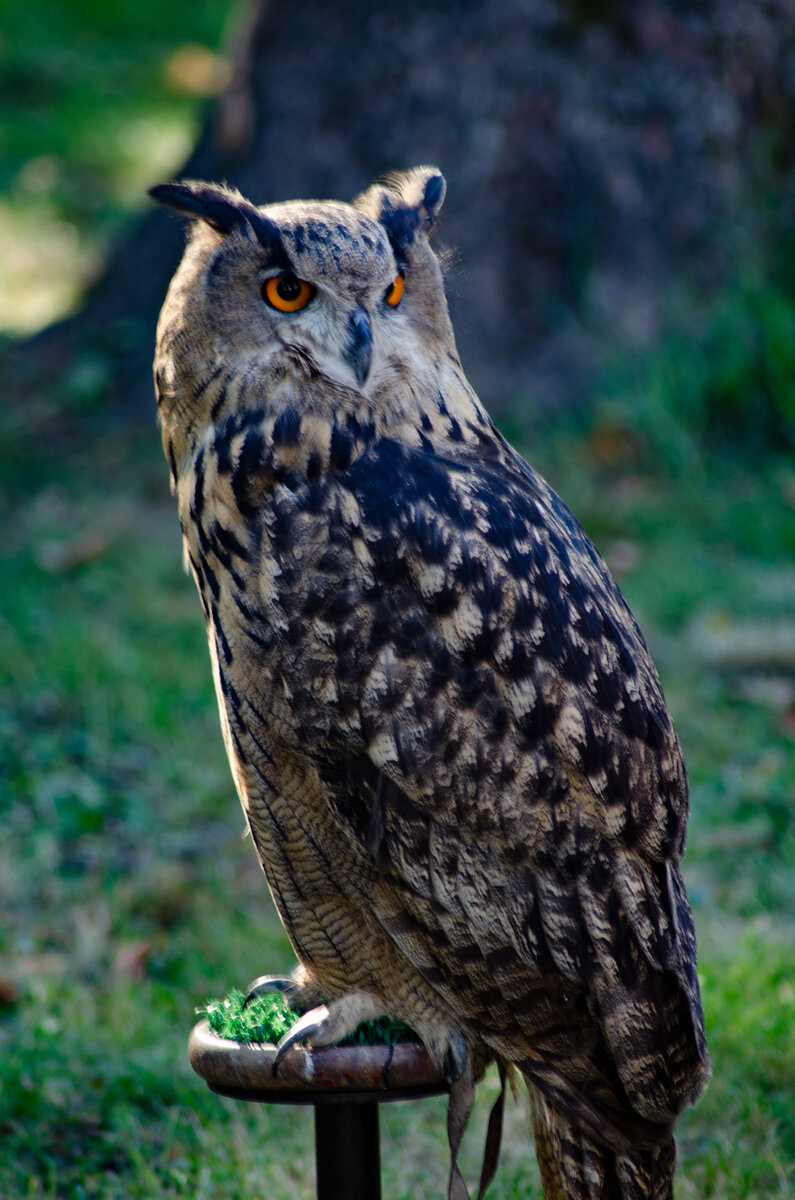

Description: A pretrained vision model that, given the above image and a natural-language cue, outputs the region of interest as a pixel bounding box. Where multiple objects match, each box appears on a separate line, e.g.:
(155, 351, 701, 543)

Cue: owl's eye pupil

(276, 275, 301, 301)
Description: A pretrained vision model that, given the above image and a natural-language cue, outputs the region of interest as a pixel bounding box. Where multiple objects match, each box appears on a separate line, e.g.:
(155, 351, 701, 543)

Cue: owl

(151, 167, 709, 1200)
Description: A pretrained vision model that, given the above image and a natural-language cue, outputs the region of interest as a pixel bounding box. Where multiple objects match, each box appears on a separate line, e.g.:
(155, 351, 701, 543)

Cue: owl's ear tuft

(397, 167, 446, 229)
(421, 171, 446, 223)
(375, 166, 446, 231)
(356, 166, 446, 255)
(149, 180, 288, 261)
(149, 181, 251, 234)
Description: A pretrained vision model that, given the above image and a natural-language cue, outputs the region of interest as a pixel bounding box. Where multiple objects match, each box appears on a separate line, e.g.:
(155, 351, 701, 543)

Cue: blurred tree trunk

(14, 0, 795, 418)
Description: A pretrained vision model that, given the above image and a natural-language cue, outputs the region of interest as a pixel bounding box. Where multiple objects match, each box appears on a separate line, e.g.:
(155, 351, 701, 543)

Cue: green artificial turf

(198, 988, 299, 1045)
(197, 987, 420, 1047)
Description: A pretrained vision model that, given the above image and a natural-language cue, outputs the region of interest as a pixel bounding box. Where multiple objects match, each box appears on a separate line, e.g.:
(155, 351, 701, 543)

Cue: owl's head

(151, 168, 454, 468)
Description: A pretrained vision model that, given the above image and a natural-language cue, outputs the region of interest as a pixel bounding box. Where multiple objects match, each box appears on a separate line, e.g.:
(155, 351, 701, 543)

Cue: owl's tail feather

(529, 1086, 675, 1200)
(446, 1060, 508, 1200)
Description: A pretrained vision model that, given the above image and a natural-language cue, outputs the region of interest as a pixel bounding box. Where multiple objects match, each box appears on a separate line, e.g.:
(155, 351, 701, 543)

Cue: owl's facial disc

(245, 202, 400, 391)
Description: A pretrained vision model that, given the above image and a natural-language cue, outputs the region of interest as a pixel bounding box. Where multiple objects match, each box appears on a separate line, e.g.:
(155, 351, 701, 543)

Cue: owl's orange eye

(384, 273, 404, 307)
(263, 274, 315, 312)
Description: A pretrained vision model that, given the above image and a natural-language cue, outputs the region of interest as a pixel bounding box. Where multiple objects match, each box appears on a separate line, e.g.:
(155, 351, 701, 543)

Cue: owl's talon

(273, 1004, 331, 1067)
(244, 974, 298, 1008)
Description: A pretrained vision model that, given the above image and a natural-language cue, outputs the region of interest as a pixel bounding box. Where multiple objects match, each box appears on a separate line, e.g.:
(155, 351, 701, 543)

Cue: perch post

(188, 1019, 449, 1199)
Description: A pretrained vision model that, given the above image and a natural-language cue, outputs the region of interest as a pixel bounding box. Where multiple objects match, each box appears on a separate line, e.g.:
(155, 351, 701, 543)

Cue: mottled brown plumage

(152, 168, 709, 1198)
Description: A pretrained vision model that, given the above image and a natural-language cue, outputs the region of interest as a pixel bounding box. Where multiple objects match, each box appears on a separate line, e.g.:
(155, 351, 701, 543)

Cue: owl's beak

(345, 306, 373, 387)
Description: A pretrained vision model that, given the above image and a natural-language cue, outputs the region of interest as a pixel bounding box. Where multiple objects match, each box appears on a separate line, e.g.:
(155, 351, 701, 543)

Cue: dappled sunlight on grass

(0, 199, 100, 334)
(0, 0, 231, 336)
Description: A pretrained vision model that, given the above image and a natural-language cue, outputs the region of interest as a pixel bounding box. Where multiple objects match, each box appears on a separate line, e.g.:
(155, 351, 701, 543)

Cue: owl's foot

(272, 990, 385, 1072)
(247, 971, 470, 1088)
(244, 963, 326, 1013)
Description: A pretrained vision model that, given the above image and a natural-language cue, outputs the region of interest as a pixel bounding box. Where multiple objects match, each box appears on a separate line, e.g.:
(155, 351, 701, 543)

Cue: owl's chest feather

(181, 418, 688, 865)
(182, 441, 370, 749)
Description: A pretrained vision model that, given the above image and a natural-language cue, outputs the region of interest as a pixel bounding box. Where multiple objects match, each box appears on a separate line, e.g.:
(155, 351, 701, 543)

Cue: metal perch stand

(188, 1020, 449, 1199)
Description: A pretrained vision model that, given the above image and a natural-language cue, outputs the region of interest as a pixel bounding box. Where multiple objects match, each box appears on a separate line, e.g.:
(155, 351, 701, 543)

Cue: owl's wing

(307, 434, 708, 1146)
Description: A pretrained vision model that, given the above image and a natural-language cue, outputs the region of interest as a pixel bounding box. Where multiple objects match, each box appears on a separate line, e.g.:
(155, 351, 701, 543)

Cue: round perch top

(188, 1018, 449, 1106)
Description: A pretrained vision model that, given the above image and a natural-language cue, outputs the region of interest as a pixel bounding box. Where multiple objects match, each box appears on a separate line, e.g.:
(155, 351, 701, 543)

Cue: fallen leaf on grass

(0, 978, 20, 1006)
(113, 939, 154, 979)
(690, 616, 795, 671)
(605, 539, 641, 576)
(35, 528, 111, 573)
(736, 676, 795, 710)
(12, 952, 68, 980)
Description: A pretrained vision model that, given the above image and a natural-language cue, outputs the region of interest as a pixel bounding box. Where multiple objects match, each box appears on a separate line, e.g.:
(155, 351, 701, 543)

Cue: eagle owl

(151, 168, 709, 1199)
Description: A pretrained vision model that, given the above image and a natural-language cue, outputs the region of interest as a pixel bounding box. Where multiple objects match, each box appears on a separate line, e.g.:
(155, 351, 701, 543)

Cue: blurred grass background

(0, 1, 793, 1197)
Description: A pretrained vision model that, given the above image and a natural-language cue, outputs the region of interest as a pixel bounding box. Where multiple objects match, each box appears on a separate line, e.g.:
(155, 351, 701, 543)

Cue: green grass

(0, 389, 792, 1199)
(2, 6, 792, 1195)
